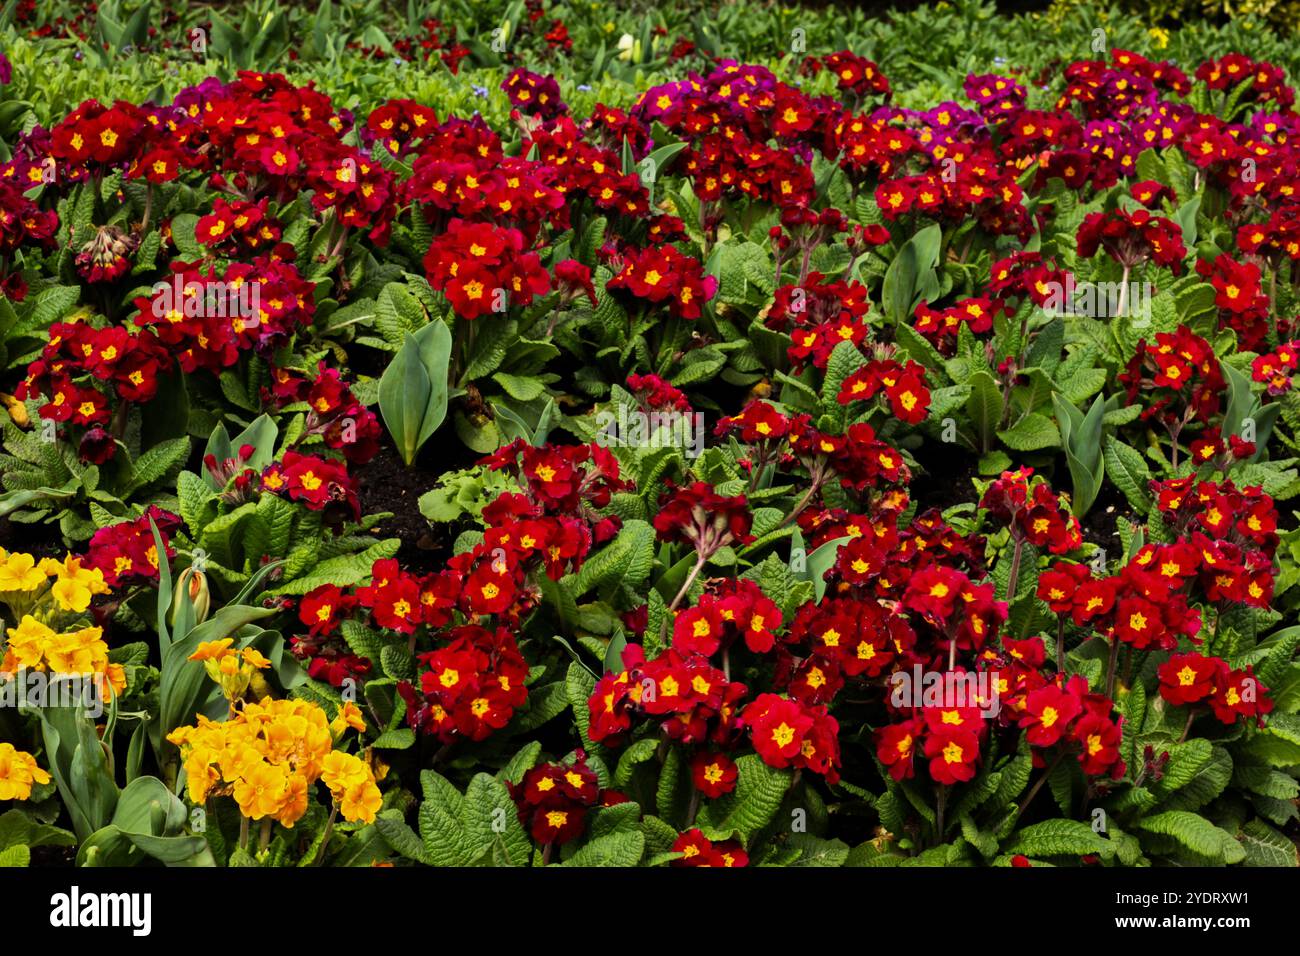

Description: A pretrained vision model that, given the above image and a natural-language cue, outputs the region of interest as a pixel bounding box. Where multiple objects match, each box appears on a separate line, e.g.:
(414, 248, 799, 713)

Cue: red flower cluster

(17, 320, 169, 460)
(509, 753, 602, 845)
(913, 297, 1000, 354)
(606, 243, 716, 320)
(1037, 554, 1203, 652)
(422, 218, 550, 319)
(83, 507, 180, 587)
(980, 468, 1084, 555)
(670, 828, 748, 867)
(652, 481, 754, 552)
(838, 357, 933, 424)
(806, 51, 890, 99)
(743, 692, 840, 781)
(261, 451, 359, 520)
(588, 643, 745, 748)
(1020, 676, 1126, 777)
(1157, 653, 1272, 725)
(133, 257, 316, 374)
(195, 197, 282, 257)
(400, 624, 530, 743)
(1118, 327, 1225, 436)
(1076, 208, 1187, 271)
(1251, 341, 1297, 396)
(267, 363, 383, 465)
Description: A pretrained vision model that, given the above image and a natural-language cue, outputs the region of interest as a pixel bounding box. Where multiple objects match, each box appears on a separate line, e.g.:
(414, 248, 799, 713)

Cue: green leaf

(695, 754, 790, 846)
(1006, 818, 1113, 859)
(997, 412, 1060, 451)
(1103, 436, 1152, 513)
(1135, 811, 1246, 864)
(560, 830, 645, 867)
(378, 321, 451, 466)
(465, 773, 530, 866)
(966, 370, 1002, 453)
(572, 519, 654, 598)
(881, 222, 942, 326)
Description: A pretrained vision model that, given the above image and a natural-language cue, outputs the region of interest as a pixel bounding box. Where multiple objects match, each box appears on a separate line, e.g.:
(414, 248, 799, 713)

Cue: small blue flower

(472, 85, 488, 98)
(578, 84, 592, 92)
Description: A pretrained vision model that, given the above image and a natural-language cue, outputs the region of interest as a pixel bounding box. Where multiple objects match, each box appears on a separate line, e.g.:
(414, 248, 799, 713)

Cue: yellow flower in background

(190, 639, 272, 702)
(190, 638, 235, 662)
(321, 750, 369, 791)
(338, 779, 382, 824)
(0, 617, 120, 695)
(44, 556, 109, 612)
(0, 550, 49, 592)
(1148, 27, 1169, 50)
(331, 701, 366, 737)
(233, 760, 290, 818)
(279, 773, 310, 827)
(241, 648, 271, 670)
(169, 695, 377, 827)
(0, 743, 51, 801)
(1, 615, 56, 671)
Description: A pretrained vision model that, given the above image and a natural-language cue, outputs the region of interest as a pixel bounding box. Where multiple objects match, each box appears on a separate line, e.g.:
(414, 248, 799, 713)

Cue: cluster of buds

(75, 224, 138, 283)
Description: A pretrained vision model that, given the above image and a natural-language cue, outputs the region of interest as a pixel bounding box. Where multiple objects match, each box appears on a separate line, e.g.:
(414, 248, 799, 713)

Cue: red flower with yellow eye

(1209, 667, 1273, 725)
(1157, 652, 1224, 706)
(1113, 596, 1164, 648)
(298, 584, 354, 637)
(673, 604, 723, 658)
(877, 718, 922, 781)
(1020, 684, 1082, 746)
(743, 693, 814, 767)
(1071, 713, 1124, 776)
(463, 560, 516, 616)
(690, 752, 738, 798)
(924, 725, 980, 784)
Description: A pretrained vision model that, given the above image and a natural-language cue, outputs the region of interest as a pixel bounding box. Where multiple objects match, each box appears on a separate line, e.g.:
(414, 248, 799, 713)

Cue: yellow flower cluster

(0, 614, 126, 697)
(0, 742, 51, 801)
(0, 549, 110, 614)
(189, 638, 273, 703)
(167, 699, 380, 826)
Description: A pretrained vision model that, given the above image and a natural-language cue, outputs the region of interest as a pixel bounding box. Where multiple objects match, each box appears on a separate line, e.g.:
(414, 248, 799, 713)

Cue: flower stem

(1006, 537, 1025, 602)
(1105, 637, 1121, 699)
(1018, 751, 1065, 818)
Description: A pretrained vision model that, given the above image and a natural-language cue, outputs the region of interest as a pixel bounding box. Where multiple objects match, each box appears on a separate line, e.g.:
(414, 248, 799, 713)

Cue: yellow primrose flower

(46, 556, 109, 612)
(321, 751, 370, 792)
(1, 615, 56, 671)
(169, 697, 378, 827)
(233, 760, 290, 819)
(331, 701, 367, 736)
(0, 550, 49, 592)
(277, 772, 310, 828)
(241, 648, 272, 670)
(189, 638, 235, 662)
(0, 743, 51, 801)
(338, 779, 382, 824)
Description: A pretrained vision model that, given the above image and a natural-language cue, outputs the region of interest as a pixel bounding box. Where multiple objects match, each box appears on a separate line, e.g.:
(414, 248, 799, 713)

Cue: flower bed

(0, 4, 1298, 870)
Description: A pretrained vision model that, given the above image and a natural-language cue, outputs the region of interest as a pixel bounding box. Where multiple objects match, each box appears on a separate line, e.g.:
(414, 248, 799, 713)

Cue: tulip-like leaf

(378, 320, 452, 466)
(1053, 392, 1106, 517)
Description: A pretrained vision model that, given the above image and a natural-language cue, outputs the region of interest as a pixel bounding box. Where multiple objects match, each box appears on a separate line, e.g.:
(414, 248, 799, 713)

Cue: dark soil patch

(29, 844, 77, 867)
(0, 516, 66, 558)
(1080, 480, 1138, 554)
(353, 435, 471, 576)
(908, 442, 982, 514)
